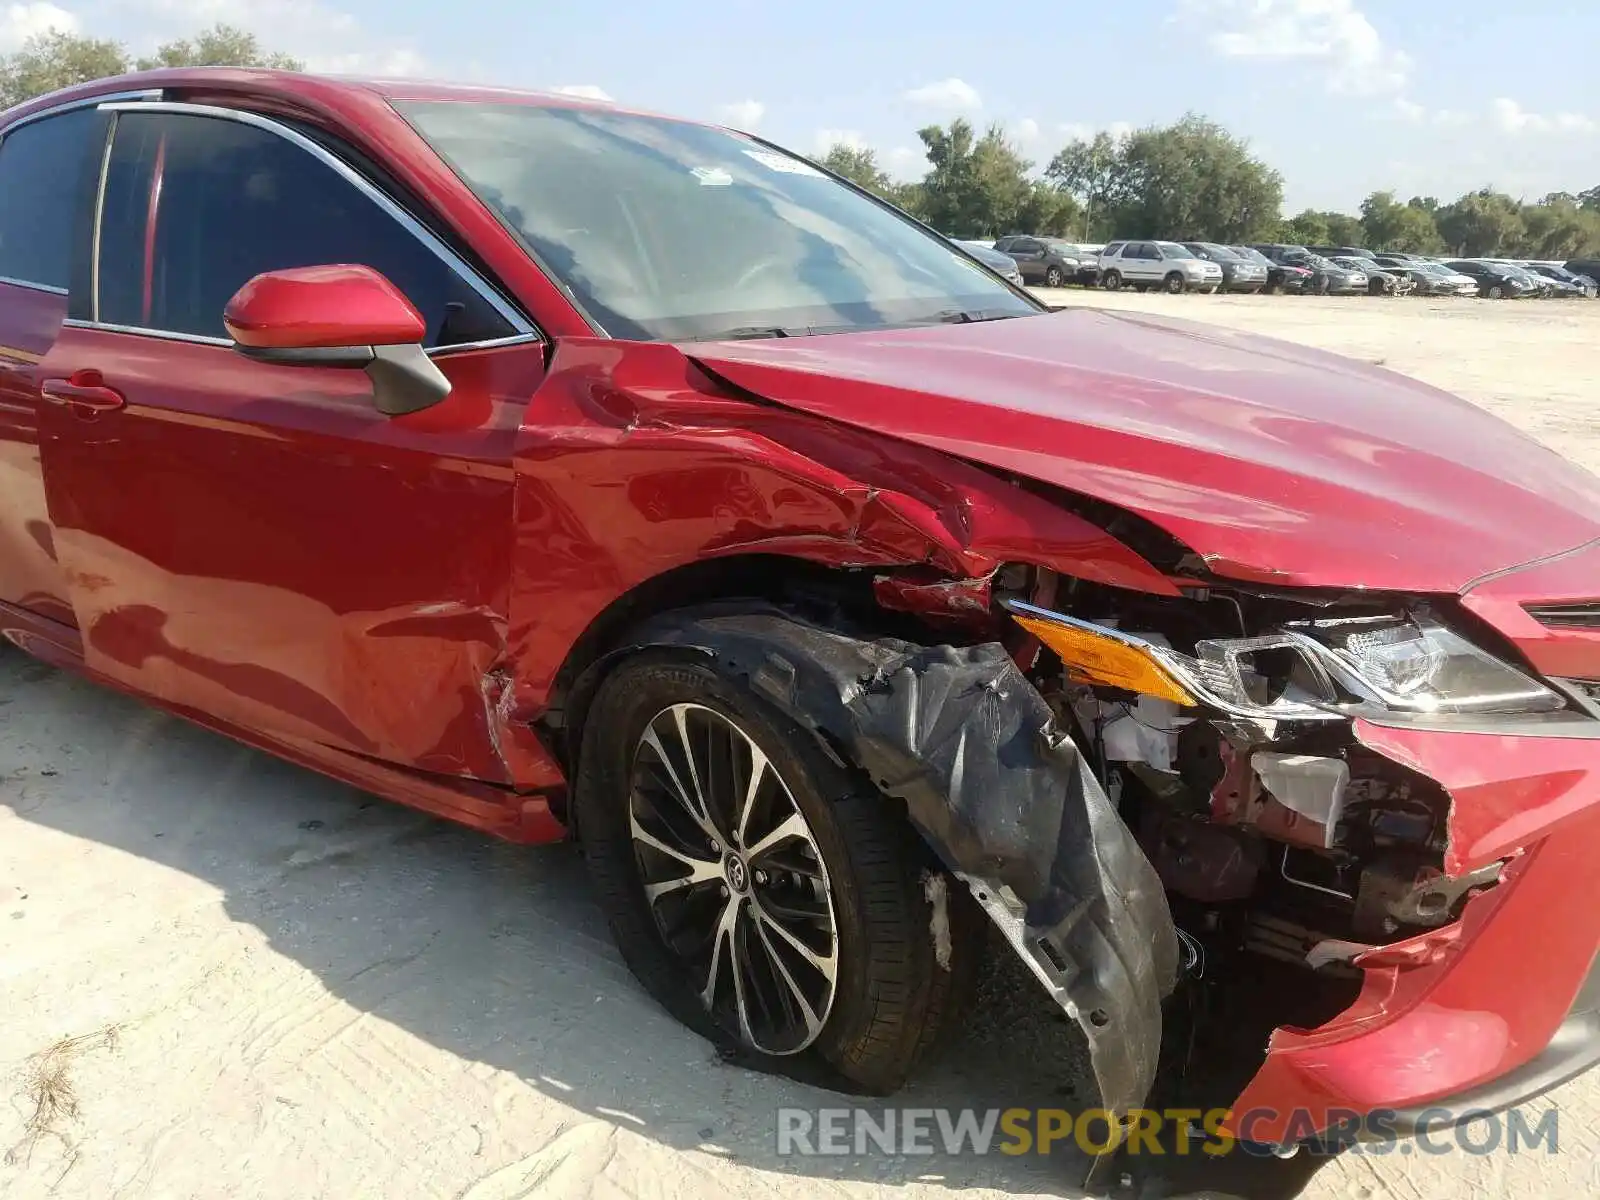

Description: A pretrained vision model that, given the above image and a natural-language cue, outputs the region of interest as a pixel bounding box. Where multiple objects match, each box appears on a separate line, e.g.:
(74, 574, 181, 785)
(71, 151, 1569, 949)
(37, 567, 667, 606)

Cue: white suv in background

(1098, 240, 1225, 294)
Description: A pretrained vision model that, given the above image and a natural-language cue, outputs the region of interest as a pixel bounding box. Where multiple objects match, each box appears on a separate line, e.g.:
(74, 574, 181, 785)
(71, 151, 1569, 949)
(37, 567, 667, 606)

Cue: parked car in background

(1443, 259, 1538, 298)
(1283, 251, 1368, 295)
(993, 235, 1091, 288)
(1181, 242, 1268, 292)
(1097, 240, 1224, 293)
(1331, 255, 1412, 295)
(1231, 245, 1314, 293)
(1375, 258, 1479, 297)
(1307, 245, 1377, 262)
(1526, 263, 1597, 298)
(955, 239, 1026, 287)
(1564, 258, 1600, 284)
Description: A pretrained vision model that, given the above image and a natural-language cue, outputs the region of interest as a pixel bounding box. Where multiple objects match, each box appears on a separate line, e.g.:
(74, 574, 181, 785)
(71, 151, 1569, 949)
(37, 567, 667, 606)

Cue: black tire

(1044, 265, 1065, 287)
(573, 649, 981, 1093)
(1488, 284, 1504, 299)
(1163, 271, 1186, 294)
(1102, 269, 1123, 291)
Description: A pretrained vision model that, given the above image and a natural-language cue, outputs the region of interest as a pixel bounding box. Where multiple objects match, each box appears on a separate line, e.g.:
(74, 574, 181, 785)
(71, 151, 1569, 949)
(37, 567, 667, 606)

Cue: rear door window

(0, 107, 101, 292)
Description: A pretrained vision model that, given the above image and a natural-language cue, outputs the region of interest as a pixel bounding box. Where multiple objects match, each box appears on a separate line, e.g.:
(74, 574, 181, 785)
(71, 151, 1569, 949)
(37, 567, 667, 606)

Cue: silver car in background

(1097, 240, 1226, 293)
(955, 239, 1026, 287)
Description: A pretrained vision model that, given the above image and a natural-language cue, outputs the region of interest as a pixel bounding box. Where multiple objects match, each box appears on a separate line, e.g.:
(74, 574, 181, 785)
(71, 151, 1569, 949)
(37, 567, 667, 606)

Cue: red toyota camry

(1, 68, 1596, 1198)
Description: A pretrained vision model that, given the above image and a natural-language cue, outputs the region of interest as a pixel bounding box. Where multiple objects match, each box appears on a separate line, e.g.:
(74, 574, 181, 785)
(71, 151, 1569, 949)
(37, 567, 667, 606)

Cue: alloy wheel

(628, 703, 840, 1055)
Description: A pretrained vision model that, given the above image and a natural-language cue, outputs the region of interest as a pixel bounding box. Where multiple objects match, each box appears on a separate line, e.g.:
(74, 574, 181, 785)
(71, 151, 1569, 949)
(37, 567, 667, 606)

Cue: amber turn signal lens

(1013, 615, 1197, 706)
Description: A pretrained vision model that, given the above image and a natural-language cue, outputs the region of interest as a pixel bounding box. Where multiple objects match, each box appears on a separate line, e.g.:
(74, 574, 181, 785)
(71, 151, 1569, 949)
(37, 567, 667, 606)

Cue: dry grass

(6, 1026, 120, 1184)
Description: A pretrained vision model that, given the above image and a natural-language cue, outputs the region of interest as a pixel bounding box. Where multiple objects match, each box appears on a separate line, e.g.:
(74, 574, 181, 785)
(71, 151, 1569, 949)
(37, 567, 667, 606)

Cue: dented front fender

(606, 605, 1181, 1117)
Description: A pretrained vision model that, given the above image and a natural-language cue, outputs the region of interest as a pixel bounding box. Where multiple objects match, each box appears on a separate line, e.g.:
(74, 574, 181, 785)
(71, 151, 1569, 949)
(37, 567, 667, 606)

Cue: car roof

(0, 67, 701, 131)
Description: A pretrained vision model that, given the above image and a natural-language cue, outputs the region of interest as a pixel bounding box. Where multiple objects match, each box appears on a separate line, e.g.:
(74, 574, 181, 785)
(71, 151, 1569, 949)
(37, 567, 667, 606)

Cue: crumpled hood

(687, 309, 1600, 593)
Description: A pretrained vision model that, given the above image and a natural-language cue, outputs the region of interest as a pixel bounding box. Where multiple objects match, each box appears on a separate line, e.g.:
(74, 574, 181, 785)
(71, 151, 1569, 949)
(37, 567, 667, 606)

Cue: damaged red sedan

(2, 70, 1597, 1198)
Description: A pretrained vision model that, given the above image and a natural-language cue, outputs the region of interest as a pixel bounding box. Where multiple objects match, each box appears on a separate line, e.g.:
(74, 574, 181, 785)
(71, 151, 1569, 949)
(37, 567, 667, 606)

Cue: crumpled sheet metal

(622, 606, 1181, 1117)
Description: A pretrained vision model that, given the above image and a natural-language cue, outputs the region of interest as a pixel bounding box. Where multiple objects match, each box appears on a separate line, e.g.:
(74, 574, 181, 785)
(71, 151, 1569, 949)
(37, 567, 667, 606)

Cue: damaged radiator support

(614, 606, 1182, 1120)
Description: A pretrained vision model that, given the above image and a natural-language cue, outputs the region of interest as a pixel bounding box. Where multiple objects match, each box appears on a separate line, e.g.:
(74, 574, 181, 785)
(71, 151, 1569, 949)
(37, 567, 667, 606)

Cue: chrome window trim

(59, 321, 544, 358)
(62, 317, 232, 348)
(90, 111, 117, 321)
(94, 99, 540, 343)
(426, 331, 542, 357)
(1, 89, 161, 138)
(0, 275, 68, 296)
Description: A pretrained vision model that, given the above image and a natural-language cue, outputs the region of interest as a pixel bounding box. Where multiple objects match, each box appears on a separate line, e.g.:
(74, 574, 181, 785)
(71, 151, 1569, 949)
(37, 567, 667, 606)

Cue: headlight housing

(1006, 602, 1566, 721)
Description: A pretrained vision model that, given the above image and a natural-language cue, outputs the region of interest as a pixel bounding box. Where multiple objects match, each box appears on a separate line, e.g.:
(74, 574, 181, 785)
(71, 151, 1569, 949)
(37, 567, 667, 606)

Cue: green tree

(1436, 189, 1525, 256)
(1321, 211, 1365, 245)
(1044, 131, 1124, 240)
(135, 23, 303, 71)
(816, 143, 894, 198)
(1278, 209, 1328, 245)
(914, 119, 1037, 237)
(1579, 185, 1600, 213)
(1013, 181, 1082, 237)
(1360, 191, 1443, 252)
(0, 32, 128, 109)
(1518, 197, 1600, 258)
(1081, 114, 1282, 242)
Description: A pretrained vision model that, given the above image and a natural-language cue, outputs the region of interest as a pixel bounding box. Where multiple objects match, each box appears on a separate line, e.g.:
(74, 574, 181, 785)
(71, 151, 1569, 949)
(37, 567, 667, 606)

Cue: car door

(1008, 237, 1046, 281)
(0, 103, 105, 631)
(1123, 242, 1157, 283)
(35, 102, 552, 786)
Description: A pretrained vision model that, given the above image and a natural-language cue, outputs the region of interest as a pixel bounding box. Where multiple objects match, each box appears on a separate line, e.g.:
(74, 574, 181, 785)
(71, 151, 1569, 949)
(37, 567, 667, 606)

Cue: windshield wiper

(716, 325, 798, 339)
(929, 308, 1027, 324)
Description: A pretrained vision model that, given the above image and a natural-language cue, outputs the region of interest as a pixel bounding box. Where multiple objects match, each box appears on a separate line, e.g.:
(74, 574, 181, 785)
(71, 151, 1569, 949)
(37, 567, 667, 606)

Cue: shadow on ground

(1, 647, 1112, 1196)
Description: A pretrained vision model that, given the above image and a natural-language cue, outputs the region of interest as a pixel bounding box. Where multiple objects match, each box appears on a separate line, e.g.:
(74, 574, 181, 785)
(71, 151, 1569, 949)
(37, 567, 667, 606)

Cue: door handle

(41, 373, 126, 415)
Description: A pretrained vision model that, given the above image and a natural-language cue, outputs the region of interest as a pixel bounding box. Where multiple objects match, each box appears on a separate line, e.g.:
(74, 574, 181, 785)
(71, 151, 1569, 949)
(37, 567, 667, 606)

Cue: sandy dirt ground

(4, 292, 1600, 1200)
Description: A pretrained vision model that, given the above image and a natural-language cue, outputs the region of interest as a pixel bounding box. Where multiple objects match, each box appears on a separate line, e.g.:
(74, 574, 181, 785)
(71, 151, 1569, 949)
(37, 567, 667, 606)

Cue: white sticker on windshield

(742, 149, 824, 176)
(691, 166, 734, 186)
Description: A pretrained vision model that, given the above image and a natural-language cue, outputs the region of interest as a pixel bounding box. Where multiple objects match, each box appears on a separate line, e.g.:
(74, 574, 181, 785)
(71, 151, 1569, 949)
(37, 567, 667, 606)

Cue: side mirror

(223, 264, 452, 416)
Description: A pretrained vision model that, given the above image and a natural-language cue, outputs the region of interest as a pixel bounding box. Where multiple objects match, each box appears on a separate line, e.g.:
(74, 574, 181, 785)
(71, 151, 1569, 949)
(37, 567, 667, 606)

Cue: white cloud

(0, 1, 77, 50)
(1186, 0, 1410, 96)
(308, 47, 427, 76)
(1059, 120, 1133, 142)
(1012, 116, 1040, 143)
(551, 84, 614, 101)
(902, 77, 981, 109)
(885, 145, 924, 177)
(717, 99, 765, 129)
(120, 0, 425, 76)
(813, 128, 868, 153)
(1491, 97, 1596, 135)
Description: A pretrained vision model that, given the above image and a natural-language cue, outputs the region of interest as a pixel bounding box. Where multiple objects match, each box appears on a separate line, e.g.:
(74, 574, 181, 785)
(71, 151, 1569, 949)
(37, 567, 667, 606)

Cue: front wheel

(1102, 270, 1123, 291)
(1164, 271, 1187, 294)
(1488, 285, 1504, 299)
(1044, 265, 1065, 287)
(574, 651, 980, 1092)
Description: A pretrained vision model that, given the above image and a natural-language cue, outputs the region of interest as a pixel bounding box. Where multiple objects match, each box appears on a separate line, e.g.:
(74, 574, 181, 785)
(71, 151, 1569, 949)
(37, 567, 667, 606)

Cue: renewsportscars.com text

(775, 1106, 1561, 1158)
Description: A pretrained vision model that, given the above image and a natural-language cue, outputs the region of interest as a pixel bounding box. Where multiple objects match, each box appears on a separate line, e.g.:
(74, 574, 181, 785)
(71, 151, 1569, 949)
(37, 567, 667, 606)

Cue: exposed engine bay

(991, 566, 1532, 998)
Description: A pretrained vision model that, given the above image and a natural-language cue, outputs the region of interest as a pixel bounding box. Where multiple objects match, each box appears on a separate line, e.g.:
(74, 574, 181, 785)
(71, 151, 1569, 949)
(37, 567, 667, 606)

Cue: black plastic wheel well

(536, 554, 934, 779)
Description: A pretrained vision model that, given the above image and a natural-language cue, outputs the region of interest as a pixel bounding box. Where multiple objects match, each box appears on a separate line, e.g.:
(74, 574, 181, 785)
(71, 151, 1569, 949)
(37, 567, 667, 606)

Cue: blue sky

(18, 0, 1600, 211)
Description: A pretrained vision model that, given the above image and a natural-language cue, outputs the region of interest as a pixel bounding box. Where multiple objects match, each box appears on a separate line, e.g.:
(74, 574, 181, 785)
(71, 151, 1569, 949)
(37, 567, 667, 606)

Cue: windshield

(1197, 244, 1240, 261)
(1155, 242, 1196, 259)
(1235, 247, 1272, 266)
(398, 101, 1040, 340)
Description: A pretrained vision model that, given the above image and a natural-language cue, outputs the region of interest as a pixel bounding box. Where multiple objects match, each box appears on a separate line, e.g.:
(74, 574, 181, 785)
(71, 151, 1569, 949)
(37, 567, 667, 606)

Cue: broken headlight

(1006, 602, 1566, 719)
(1294, 615, 1565, 715)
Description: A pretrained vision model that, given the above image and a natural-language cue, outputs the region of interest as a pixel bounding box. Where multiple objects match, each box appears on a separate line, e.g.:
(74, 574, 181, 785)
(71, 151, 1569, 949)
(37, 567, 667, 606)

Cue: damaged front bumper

(1227, 719, 1600, 1145)
(610, 605, 1600, 1156)
(619, 607, 1181, 1116)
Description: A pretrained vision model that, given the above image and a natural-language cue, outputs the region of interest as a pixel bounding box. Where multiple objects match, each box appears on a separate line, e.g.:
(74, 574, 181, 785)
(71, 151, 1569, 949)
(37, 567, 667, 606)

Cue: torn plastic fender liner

(618, 605, 1181, 1116)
